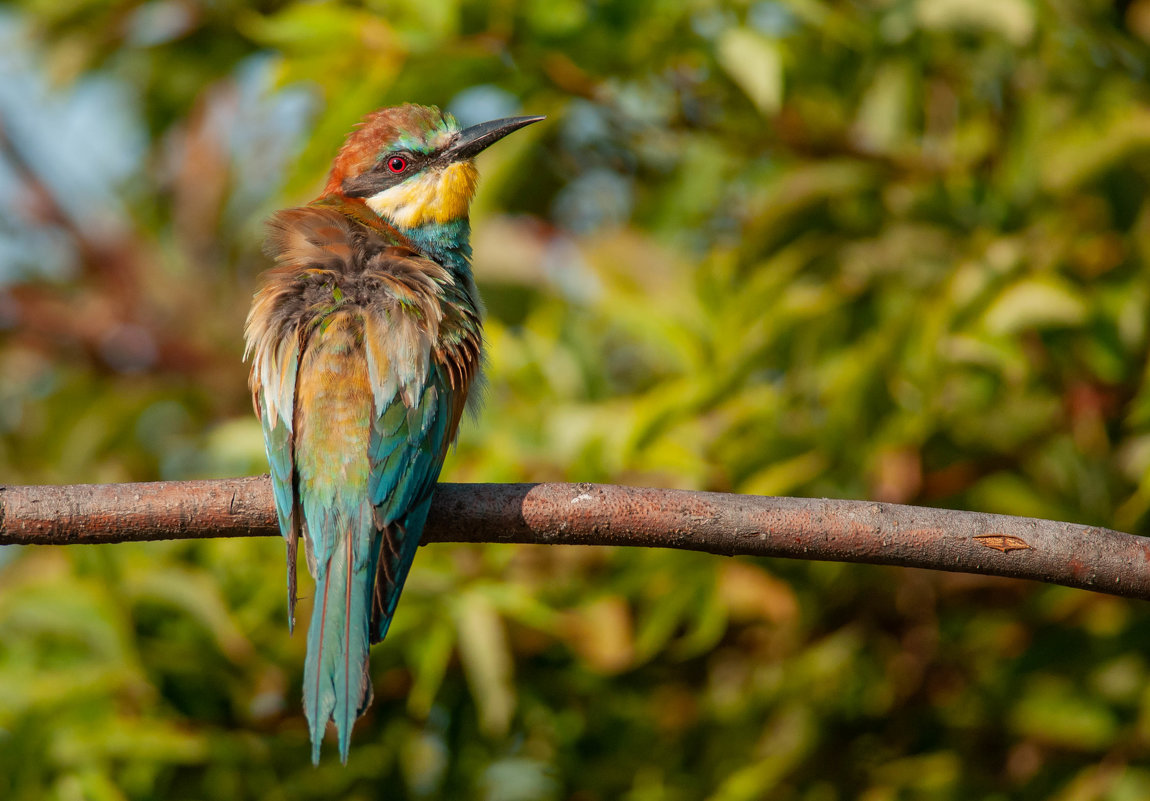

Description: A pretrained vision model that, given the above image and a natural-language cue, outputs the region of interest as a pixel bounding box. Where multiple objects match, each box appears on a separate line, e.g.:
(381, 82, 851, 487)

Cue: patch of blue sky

(0, 10, 146, 281)
(223, 54, 318, 228)
(447, 85, 523, 129)
(0, 11, 317, 278)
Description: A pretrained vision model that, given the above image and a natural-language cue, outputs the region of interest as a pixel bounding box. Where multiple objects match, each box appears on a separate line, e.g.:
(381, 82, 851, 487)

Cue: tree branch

(2, 477, 1148, 600)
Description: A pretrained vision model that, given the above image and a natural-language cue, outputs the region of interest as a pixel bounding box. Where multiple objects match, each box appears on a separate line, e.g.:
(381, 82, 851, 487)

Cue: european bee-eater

(244, 104, 542, 762)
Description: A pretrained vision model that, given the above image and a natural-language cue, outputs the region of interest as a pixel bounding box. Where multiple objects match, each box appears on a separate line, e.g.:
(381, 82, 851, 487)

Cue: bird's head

(324, 104, 543, 230)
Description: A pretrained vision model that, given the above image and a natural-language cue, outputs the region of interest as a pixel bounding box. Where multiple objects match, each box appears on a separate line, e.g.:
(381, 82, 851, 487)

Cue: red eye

(387, 156, 408, 173)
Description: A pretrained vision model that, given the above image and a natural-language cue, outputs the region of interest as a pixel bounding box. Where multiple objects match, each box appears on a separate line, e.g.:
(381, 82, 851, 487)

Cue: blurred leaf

(405, 616, 456, 719)
(853, 61, 915, 155)
(1010, 678, 1119, 750)
(455, 592, 515, 737)
(717, 28, 784, 116)
(562, 596, 634, 674)
(982, 277, 1088, 334)
(915, 0, 1035, 45)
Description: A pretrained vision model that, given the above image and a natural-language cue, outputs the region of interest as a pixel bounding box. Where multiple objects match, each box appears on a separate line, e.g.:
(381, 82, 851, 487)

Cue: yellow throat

(366, 161, 480, 228)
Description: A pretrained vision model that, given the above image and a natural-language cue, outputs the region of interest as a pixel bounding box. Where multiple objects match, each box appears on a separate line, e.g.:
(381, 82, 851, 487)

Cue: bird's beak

(444, 115, 546, 161)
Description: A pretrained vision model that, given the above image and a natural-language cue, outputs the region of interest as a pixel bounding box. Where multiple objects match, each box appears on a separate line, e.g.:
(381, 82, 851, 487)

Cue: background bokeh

(3, 0, 1150, 798)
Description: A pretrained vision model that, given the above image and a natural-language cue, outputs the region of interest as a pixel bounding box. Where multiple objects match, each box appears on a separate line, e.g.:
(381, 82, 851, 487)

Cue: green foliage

(3, 0, 1150, 798)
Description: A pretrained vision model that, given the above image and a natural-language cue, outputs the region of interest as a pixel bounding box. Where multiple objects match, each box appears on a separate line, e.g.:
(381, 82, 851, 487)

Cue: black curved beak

(444, 115, 546, 161)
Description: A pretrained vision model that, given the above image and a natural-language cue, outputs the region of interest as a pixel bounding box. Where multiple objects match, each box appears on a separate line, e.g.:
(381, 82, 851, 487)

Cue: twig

(1, 478, 1148, 601)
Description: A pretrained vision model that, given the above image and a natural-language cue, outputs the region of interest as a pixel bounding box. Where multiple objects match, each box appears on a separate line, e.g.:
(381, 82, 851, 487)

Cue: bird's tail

(303, 505, 377, 764)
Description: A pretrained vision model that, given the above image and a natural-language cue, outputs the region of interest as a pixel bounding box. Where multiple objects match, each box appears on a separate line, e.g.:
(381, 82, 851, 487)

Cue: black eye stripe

(342, 149, 438, 197)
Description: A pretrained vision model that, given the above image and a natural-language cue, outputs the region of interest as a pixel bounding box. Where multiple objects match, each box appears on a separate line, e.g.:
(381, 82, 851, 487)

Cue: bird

(244, 104, 543, 763)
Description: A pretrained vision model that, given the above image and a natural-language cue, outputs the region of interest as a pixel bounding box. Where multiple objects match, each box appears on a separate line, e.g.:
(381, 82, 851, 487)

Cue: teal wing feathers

(367, 263, 482, 642)
(368, 367, 455, 642)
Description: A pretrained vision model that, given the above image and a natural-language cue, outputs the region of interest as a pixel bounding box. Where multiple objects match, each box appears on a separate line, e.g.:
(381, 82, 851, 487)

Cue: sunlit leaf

(717, 28, 784, 116)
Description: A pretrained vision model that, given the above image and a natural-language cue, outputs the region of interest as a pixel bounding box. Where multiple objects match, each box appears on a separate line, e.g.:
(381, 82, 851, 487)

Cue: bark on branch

(2, 477, 1148, 601)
